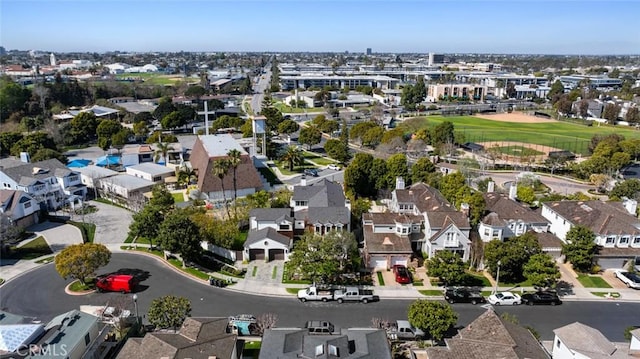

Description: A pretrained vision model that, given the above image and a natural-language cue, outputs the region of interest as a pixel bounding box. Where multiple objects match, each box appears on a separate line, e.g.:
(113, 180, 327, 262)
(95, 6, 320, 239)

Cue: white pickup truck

(297, 286, 337, 302)
(614, 270, 640, 289)
(386, 320, 425, 340)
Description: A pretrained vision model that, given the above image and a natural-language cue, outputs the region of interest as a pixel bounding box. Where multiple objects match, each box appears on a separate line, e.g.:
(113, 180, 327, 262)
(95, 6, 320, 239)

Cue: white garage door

(369, 256, 388, 270)
(391, 257, 408, 267)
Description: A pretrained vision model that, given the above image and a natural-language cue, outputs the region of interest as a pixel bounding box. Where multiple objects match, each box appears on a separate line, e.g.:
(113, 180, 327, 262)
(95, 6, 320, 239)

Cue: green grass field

(577, 274, 612, 288)
(401, 115, 640, 155)
(497, 146, 544, 156)
(7, 237, 52, 260)
(115, 73, 198, 86)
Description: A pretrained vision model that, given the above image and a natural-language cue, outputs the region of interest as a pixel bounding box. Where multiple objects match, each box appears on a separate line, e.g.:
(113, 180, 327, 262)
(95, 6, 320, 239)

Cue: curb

(64, 281, 96, 296)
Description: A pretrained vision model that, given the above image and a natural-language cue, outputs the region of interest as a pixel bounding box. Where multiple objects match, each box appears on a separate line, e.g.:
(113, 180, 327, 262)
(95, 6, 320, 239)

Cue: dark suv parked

(304, 169, 319, 177)
(444, 287, 486, 305)
(521, 291, 562, 306)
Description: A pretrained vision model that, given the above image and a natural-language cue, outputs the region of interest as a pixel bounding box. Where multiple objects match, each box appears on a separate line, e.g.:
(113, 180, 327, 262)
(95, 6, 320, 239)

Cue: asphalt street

(2, 253, 638, 341)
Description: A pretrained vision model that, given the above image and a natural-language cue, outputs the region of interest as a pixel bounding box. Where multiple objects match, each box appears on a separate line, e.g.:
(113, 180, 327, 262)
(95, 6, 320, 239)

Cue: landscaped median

(119, 246, 239, 284)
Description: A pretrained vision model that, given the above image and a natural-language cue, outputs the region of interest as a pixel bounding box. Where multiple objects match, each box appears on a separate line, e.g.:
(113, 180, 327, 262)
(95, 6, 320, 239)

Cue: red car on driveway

(392, 265, 412, 284)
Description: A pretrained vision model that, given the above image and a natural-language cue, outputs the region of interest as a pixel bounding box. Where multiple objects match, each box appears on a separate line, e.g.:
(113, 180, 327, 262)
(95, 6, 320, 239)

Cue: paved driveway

(28, 221, 84, 252)
(83, 201, 134, 244)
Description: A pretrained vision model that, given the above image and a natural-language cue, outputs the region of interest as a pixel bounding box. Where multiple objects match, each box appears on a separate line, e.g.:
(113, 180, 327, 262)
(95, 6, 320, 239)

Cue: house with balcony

(290, 179, 351, 235)
(541, 199, 640, 268)
(479, 192, 550, 242)
(0, 158, 86, 210)
(362, 212, 424, 270)
(0, 190, 40, 230)
(388, 179, 471, 261)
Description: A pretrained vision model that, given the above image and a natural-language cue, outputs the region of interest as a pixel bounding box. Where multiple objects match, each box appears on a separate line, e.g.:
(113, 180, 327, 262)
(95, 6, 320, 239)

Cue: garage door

(391, 257, 408, 267)
(369, 256, 388, 270)
(249, 249, 265, 261)
(269, 249, 285, 261)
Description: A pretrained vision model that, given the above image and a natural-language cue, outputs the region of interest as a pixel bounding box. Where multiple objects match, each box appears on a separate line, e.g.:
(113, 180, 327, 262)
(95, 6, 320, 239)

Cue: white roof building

(199, 134, 247, 158)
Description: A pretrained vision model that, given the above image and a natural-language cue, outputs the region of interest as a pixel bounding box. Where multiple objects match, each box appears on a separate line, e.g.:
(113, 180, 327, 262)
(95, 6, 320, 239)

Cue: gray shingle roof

(249, 208, 293, 222)
(483, 193, 549, 224)
(394, 183, 470, 229)
(553, 322, 616, 357)
(1, 158, 71, 183)
(245, 227, 292, 247)
(307, 207, 350, 225)
(544, 200, 640, 236)
(293, 179, 345, 207)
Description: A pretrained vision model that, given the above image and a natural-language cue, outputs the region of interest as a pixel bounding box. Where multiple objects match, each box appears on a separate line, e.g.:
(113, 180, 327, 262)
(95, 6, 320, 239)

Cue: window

(295, 201, 307, 207)
(484, 229, 490, 236)
(620, 236, 630, 244)
(329, 345, 339, 356)
(492, 230, 499, 237)
(315, 224, 321, 233)
(279, 224, 290, 231)
(634, 237, 640, 245)
(315, 344, 324, 356)
(153, 176, 161, 182)
(606, 236, 616, 244)
(402, 228, 408, 234)
(84, 333, 91, 346)
(23, 202, 31, 209)
(556, 339, 561, 348)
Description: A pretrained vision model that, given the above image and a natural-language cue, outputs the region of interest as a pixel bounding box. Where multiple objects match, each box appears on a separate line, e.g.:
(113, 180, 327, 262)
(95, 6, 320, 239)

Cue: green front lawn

(172, 192, 185, 203)
(577, 274, 612, 288)
(591, 291, 620, 298)
(376, 271, 385, 286)
(69, 279, 96, 292)
(6, 236, 53, 260)
(276, 160, 317, 175)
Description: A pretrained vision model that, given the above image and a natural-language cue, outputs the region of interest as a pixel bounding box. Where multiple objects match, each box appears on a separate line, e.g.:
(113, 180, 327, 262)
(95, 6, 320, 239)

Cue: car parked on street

(327, 164, 342, 171)
(521, 291, 562, 305)
(392, 265, 412, 284)
(304, 169, 319, 177)
(487, 291, 521, 306)
(614, 270, 640, 289)
(444, 287, 486, 304)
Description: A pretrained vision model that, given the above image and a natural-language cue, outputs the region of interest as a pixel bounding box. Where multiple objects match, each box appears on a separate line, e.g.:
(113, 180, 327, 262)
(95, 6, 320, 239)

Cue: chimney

(382, 237, 393, 246)
(487, 181, 495, 193)
(300, 176, 307, 187)
(395, 177, 405, 190)
(508, 183, 517, 201)
(460, 203, 470, 218)
(622, 197, 638, 216)
(20, 152, 31, 163)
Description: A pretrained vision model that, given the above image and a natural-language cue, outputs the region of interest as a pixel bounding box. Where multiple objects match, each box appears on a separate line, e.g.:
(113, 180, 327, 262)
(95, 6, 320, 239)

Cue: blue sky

(1, 0, 639, 54)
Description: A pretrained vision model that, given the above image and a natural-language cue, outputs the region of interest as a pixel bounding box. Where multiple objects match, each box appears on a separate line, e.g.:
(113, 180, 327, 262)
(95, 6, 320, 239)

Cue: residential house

(98, 174, 154, 210)
(290, 179, 351, 235)
(189, 134, 263, 202)
(259, 327, 391, 359)
(541, 199, 640, 268)
(479, 192, 550, 242)
(362, 212, 423, 270)
(389, 180, 472, 261)
(416, 309, 549, 359)
(0, 158, 86, 210)
(73, 165, 118, 197)
(243, 227, 293, 261)
(0, 190, 40, 229)
(120, 144, 155, 167)
(117, 317, 239, 359)
(0, 310, 45, 356)
(125, 163, 175, 184)
(249, 208, 294, 237)
(549, 322, 638, 358)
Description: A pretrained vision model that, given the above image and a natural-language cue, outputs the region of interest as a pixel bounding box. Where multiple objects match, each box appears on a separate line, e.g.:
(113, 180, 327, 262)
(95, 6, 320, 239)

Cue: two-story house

(290, 179, 351, 235)
(479, 192, 550, 242)
(0, 190, 40, 229)
(362, 212, 424, 269)
(0, 158, 86, 210)
(541, 199, 640, 268)
(388, 179, 471, 261)
(243, 208, 295, 262)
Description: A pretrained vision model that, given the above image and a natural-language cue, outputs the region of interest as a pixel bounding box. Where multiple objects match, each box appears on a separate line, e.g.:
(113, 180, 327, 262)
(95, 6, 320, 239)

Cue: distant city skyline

(2, 0, 639, 55)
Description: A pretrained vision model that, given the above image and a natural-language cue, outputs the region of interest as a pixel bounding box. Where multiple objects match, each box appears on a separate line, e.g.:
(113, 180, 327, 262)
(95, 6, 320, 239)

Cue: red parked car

(392, 265, 412, 284)
(96, 274, 138, 293)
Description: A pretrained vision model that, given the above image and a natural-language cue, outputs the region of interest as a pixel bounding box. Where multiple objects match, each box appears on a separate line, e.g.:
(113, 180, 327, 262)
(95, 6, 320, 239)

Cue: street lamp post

(494, 260, 502, 294)
(132, 294, 140, 327)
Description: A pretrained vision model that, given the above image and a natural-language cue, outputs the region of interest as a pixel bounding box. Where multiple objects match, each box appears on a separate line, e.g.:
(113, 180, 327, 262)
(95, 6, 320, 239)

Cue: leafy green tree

(344, 153, 374, 198)
(425, 251, 466, 286)
(299, 126, 322, 149)
(261, 106, 284, 132)
(462, 191, 486, 226)
(548, 80, 565, 103)
(523, 253, 560, 288)
(385, 153, 409, 188)
(625, 106, 640, 124)
(96, 119, 124, 150)
(153, 97, 176, 122)
(371, 158, 389, 192)
(160, 111, 183, 130)
(324, 139, 351, 164)
(408, 300, 457, 341)
(439, 172, 466, 205)
(149, 185, 175, 211)
(610, 179, 640, 200)
(484, 232, 542, 283)
(285, 230, 359, 283)
(128, 205, 164, 248)
(10, 132, 58, 158)
(133, 121, 148, 141)
(154, 142, 175, 165)
(54, 243, 111, 285)
(277, 119, 299, 135)
(349, 122, 378, 144)
(0, 132, 23, 157)
(31, 148, 67, 163)
(185, 85, 206, 98)
(157, 210, 202, 266)
(562, 225, 598, 273)
(619, 139, 640, 161)
(603, 103, 621, 124)
(147, 295, 191, 331)
(271, 189, 293, 208)
(431, 121, 455, 148)
(280, 146, 304, 171)
(191, 211, 239, 249)
(516, 185, 536, 204)
(361, 126, 384, 148)
(146, 131, 177, 144)
(0, 76, 30, 121)
(381, 128, 406, 144)
(133, 111, 154, 124)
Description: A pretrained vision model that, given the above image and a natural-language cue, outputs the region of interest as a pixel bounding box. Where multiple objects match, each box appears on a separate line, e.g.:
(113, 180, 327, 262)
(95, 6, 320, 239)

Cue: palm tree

(177, 164, 197, 187)
(155, 142, 175, 166)
(212, 159, 231, 218)
(280, 146, 304, 171)
(227, 149, 242, 220)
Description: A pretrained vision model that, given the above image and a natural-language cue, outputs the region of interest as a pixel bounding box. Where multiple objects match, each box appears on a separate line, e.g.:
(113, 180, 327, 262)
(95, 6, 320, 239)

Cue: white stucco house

(243, 227, 292, 262)
(550, 322, 639, 358)
(0, 190, 40, 229)
(125, 163, 174, 184)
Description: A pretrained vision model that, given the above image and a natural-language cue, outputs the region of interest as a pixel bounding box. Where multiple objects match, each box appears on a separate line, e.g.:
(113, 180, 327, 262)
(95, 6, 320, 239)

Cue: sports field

(115, 72, 199, 86)
(402, 113, 640, 155)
